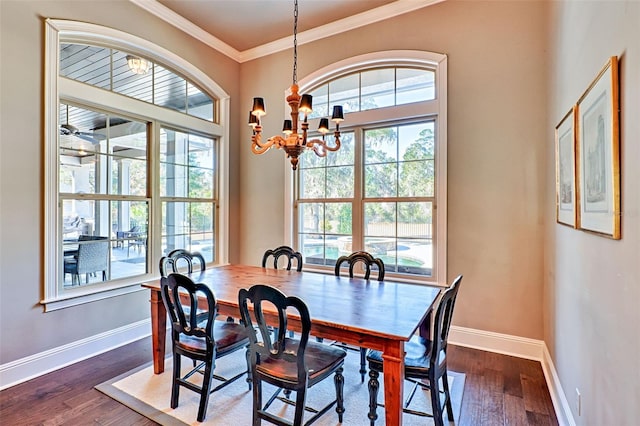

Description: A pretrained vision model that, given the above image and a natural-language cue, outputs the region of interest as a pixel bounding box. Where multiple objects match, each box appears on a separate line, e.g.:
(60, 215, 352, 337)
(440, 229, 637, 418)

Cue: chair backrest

(334, 251, 385, 281)
(430, 274, 463, 366)
(76, 238, 109, 274)
(161, 273, 217, 347)
(160, 249, 206, 277)
(261, 245, 303, 272)
(238, 284, 311, 383)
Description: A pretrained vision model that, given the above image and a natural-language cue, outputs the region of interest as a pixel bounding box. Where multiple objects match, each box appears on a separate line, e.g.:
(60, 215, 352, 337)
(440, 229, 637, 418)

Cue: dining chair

(366, 274, 463, 426)
(261, 245, 303, 272)
(159, 249, 206, 277)
(333, 250, 385, 382)
(261, 245, 302, 338)
(161, 273, 250, 422)
(238, 284, 347, 426)
(334, 250, 385, 281)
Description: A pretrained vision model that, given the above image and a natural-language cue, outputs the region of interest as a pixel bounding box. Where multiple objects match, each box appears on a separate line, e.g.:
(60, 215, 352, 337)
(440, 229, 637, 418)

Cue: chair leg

(171, 355, 181, 409)
(252, 375, 262, 426)
(359, 347, 367, 382)
(334, 366, 345, 422)
(196, 360, 214, 422)
(293, 387, 307, 426)
(442, 372, 454, 421)
(245, 347, 252, 390)
(368, 369, 380, 425)
(430, 375, 445, 426)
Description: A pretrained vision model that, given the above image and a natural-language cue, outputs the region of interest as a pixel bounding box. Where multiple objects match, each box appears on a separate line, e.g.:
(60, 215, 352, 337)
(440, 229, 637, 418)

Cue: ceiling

(133, 0, 442, 60)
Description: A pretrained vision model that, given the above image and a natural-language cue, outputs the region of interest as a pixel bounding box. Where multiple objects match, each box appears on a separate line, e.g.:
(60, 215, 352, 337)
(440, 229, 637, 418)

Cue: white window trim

(43, 19, 230, 311)
(284, 50, 448, 285)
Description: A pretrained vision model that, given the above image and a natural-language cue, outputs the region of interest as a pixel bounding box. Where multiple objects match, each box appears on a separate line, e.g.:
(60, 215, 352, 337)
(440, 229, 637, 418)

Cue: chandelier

(249, 0, 344, 170)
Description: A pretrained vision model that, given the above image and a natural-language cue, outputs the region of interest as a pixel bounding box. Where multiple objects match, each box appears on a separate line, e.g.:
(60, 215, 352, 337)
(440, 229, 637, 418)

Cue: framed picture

(556, 107, 577, 227)
(576, 56, 621, 239)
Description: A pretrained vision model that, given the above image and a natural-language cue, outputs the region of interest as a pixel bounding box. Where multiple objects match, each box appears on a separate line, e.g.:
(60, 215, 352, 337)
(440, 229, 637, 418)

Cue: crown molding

(129, 0, 242, 61)
(130, 0, 445, 63)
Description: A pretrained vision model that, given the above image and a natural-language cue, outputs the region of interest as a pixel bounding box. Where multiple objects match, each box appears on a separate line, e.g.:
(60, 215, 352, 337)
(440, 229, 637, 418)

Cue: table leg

(382, 340, 405, 425)
(150, 289, 166, 374)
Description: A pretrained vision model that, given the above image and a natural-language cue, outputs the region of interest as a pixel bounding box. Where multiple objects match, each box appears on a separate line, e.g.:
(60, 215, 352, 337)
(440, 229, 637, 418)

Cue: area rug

(96, 349, 464, 425)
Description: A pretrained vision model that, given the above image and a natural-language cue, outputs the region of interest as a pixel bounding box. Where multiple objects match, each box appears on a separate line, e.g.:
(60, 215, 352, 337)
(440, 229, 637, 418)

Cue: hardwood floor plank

(504, 393, 529, 426)
(0, 340, 558, 426)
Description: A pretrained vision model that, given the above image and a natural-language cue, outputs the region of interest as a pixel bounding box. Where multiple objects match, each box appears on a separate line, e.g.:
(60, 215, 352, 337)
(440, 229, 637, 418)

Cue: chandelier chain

(292, 0, 298, 84)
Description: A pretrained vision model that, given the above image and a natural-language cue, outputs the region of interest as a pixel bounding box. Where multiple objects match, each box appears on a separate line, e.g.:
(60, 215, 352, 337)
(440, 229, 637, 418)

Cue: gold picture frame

(576, 56, 621, 239)
(555, 107, 577, 227)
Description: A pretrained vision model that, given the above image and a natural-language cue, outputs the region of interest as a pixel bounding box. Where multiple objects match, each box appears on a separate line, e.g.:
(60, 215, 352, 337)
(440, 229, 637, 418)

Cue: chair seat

(367, 335, 445, 377)
(257, 338, 346, 385)
(176, 321, 248, 356)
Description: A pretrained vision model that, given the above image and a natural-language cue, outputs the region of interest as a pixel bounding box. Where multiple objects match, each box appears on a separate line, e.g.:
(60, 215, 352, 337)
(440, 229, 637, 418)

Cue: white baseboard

(449, 325, 544, 360)
(0, 319, 151, 390)
(541, 344, 577, 426)
(448, 325, 575, 426)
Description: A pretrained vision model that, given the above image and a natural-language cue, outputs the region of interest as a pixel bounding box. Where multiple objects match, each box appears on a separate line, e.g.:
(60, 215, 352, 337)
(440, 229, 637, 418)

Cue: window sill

(40, 282, 147, 312)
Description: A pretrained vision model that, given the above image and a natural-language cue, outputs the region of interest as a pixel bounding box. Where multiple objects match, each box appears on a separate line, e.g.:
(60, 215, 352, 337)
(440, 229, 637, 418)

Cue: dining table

(141, 264, 441, 425)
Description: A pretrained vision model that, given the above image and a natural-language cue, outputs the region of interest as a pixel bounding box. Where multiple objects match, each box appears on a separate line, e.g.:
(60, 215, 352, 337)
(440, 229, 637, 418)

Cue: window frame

(285, 50, 448, 285)
(43, 20, 230, 311)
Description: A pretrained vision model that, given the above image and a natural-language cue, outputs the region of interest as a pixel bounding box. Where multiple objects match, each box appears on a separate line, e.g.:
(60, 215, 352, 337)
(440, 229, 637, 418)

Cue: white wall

(546, 1, 640, 424)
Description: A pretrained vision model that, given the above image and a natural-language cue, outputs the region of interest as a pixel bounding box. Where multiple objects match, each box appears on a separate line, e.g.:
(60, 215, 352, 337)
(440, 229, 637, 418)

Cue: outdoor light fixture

(126, 55, 150, 75)
(249, 0, 343, 170)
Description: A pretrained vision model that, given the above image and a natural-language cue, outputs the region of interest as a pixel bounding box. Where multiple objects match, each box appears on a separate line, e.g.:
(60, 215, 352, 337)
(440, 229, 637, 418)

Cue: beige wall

(546, 1, 640, 424)
(239, 0, 548, 340)
(0, 0, 241, 362)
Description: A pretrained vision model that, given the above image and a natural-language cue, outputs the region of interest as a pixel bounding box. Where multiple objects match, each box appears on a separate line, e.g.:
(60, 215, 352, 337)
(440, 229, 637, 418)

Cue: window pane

(187, 82, 214, 121)
(162, 201, 215, 262)
(397, 68, 435, 104)
(398, 202, 432, 238)
(154, 65, 186, 112)
(365, 127, 398, 164)
(329, 74, 359, 113)
(299, 202, 324, 234)
(399, 122, 434, 160)
(365, 163, 398, 198)
(60, 44, 111, 90)
(326, 166, 354, 198)
(399, 160, 434, 197)
(112, 50, 153, 103)
(361, 68, 395, 110)
(299, 167, 326, 199)
(189, 167, 214, 198)
(161, 129, 215, 199)
(364, 202, 396, 237)
(326, 203, 352, 236)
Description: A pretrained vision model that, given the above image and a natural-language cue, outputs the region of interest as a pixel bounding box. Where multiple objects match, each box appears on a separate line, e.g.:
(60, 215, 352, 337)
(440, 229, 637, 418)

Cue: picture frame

(576, 56, 620, 239)
(555, 107, 577, 227)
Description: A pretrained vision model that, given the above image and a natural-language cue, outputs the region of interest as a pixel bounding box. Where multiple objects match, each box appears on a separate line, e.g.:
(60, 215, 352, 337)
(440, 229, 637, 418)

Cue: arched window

(288, 51, 447, 284)
(43, 20, 230, 310)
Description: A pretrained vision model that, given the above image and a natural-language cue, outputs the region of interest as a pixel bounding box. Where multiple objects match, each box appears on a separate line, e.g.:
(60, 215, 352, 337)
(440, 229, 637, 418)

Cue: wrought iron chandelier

(249, 0, 344, 170)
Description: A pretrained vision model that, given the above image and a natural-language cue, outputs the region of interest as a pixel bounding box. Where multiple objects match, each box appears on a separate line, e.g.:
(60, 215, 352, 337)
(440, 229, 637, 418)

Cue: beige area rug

(96, 349, 465, 426)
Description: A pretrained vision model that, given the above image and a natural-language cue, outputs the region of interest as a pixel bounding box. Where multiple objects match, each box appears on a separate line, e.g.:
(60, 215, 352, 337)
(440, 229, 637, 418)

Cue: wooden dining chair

(366, 274, 463, 426)
(261, 245, 303, 272)
(334, 250, 385, 281)
(160, 248, 206, 277)
(333, 250, 385, 382)
(161, 273, 250, 422)
(238, 284, 347, 426)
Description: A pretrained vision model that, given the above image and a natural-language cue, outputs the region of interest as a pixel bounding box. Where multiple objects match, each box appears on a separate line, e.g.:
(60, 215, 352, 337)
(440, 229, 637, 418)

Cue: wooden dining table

(142, 264, 441, 425)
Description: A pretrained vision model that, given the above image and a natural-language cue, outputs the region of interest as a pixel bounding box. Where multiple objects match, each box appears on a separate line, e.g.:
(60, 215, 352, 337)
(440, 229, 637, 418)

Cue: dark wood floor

(0, 337, 558, 425)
